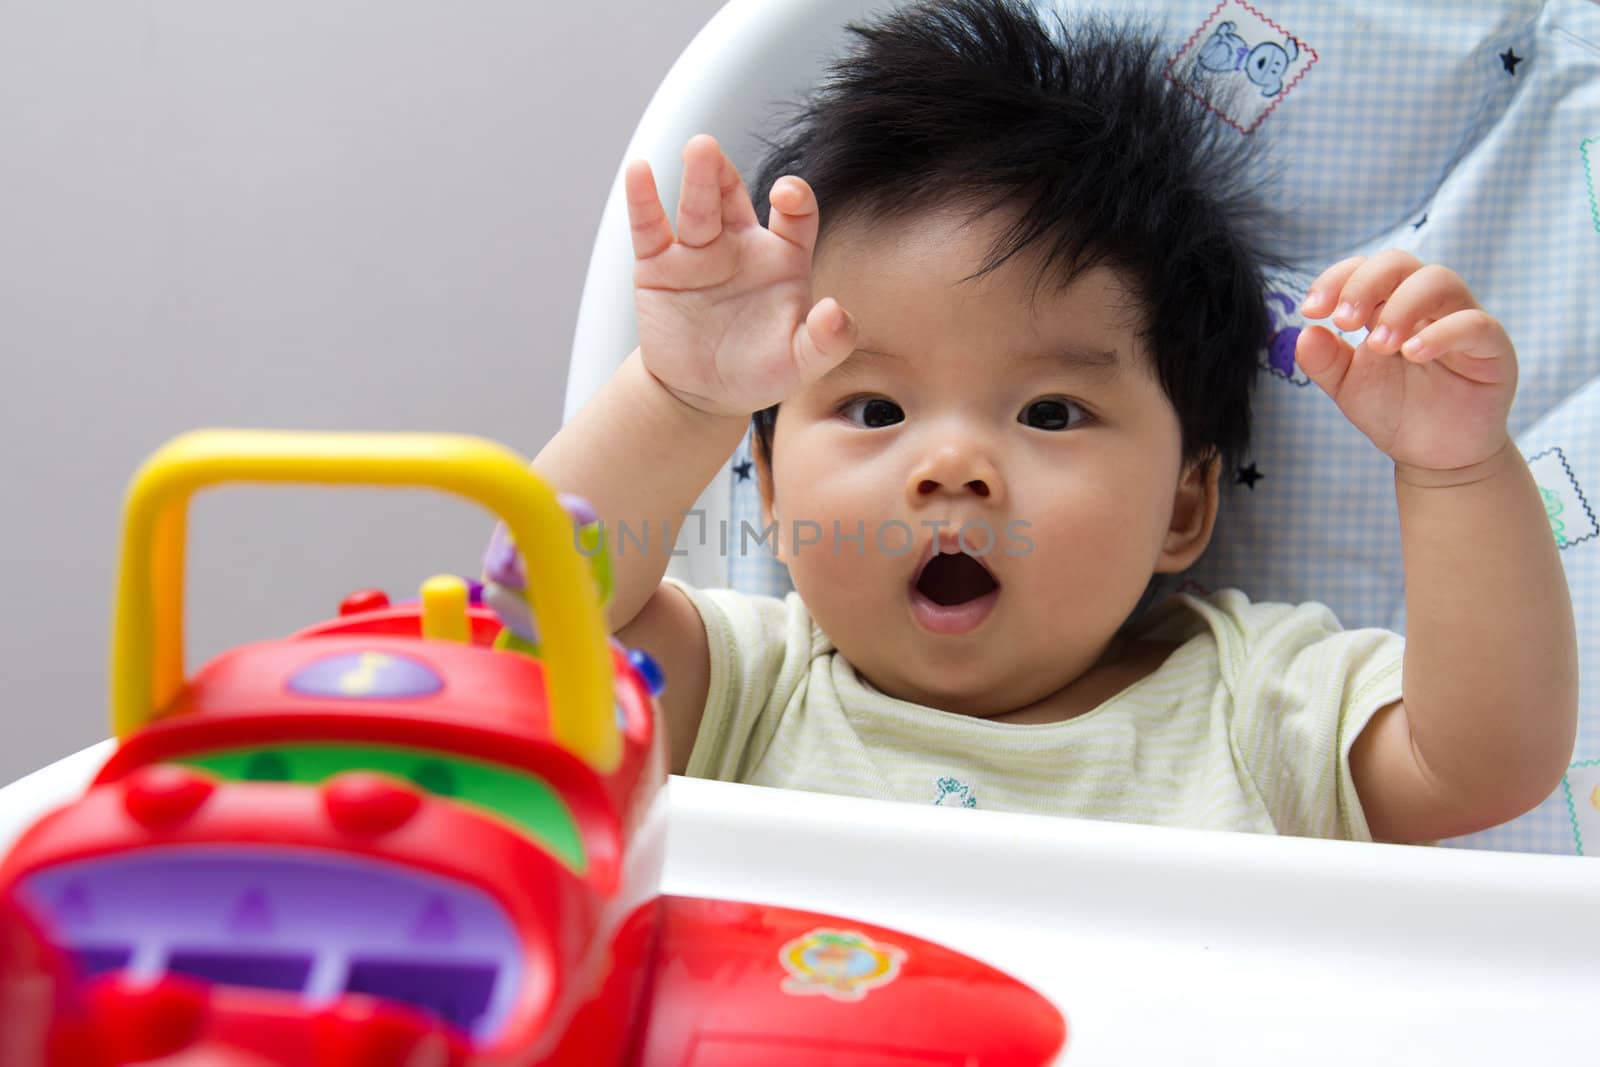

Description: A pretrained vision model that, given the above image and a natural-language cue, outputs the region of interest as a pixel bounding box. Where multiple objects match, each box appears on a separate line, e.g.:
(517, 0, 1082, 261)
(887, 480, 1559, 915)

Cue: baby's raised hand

(625, 134, 858, 419)
(1296, 251, 1516, 476)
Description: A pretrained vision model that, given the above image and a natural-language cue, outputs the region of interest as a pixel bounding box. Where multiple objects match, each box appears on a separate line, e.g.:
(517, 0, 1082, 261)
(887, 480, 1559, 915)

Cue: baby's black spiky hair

(749, 0, 1286, 474)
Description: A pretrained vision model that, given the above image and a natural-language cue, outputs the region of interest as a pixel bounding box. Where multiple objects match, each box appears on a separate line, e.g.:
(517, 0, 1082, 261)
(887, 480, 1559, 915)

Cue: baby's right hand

(625, 134, 858, 418)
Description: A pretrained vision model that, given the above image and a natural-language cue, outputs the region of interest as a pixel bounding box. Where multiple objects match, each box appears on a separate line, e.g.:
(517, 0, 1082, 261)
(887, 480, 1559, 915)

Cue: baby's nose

(915, 474, 991, 498)
(908, 443, 1002, 502)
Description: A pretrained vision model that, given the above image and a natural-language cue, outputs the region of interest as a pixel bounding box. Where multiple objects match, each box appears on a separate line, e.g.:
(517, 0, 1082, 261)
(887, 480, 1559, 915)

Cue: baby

(526, 0, 1576, 844)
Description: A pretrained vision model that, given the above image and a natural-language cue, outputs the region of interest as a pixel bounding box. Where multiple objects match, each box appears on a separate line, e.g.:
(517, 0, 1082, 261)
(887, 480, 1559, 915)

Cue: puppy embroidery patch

(1167, 1, 1315, 134)
(933, 775, 978, 808)
(1528, 447, 1596, 550)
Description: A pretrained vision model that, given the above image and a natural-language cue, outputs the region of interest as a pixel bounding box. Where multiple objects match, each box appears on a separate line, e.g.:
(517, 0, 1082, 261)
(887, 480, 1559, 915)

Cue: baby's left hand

(1296, 250, 1516, 475)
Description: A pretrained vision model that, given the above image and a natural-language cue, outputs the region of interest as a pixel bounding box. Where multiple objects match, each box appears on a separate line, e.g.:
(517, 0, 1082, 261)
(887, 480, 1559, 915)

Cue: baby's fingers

(1308, 249, 1424, 333)
(1366, 264, 1481, 355)
(1299, 256, 1366, 319)
(793, 298, 858, 384)
(1294, 323, 1355, 398)
(1335, 249, 1426, 331)
(766, 175, 822, 255)
(624, 159, 673, 261)
(676, 134, 729, 248)
(1397, 309, 1514, 383)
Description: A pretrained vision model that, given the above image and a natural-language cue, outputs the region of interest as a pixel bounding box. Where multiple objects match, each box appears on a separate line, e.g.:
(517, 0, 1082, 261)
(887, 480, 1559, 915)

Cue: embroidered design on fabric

(1499, 48, 1523, 76)
(1167, 1, 1316, 134)
(933, 775, 978, 808)
(1235, 463, 1264, 489)
(1527, 448, 1596, 550)
(1560, 759, 1600, 855)
(1583, 137, 1599, 236)
(1262, 290, 1315, 385)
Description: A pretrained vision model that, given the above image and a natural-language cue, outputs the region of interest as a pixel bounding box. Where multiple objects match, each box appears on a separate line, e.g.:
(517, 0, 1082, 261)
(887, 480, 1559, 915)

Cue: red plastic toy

(0, 430, 1067, 1065)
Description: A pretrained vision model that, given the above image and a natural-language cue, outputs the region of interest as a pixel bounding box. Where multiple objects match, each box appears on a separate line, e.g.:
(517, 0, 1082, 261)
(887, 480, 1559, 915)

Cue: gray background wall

(0, 0, 729, 785)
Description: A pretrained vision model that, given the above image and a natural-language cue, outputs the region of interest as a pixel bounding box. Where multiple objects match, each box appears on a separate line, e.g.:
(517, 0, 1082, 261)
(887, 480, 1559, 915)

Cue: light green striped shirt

(667, 579, 1405, 841)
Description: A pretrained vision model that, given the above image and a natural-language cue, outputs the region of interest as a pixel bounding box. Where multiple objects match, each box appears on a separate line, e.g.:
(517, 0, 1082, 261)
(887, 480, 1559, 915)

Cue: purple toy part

(483, 523, 524, 592)
(481, 494, 599, 593)
(556, 493, 598, 529)
(19, 847, 526, 1041)
(287, 652, 444, 700)
(482, 582, 539, 644)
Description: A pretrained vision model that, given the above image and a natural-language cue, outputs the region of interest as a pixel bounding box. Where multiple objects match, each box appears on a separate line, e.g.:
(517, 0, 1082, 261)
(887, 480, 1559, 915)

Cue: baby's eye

(839, 397, 905, 429)
(1019, 397, 1090, 431)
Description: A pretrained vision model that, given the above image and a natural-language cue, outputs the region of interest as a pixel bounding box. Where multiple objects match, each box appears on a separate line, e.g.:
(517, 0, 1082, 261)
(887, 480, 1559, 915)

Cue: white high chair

(4, 1, 1598, 1063)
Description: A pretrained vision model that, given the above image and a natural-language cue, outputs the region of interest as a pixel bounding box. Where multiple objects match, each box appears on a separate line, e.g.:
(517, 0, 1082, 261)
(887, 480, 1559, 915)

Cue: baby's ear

(1155, 451, 1220, 574)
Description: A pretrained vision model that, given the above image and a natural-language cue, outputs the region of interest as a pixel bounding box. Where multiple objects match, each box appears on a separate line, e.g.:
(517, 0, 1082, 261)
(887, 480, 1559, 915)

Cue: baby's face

(758, 206, 1215, 718)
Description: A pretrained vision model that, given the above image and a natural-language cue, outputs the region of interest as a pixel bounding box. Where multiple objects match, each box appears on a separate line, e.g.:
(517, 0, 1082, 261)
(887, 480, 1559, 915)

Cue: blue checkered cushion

(720, 0, 1600, 853)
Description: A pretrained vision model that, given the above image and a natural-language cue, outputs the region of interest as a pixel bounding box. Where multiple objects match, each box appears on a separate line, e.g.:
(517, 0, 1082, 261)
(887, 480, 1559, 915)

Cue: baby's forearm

(1395, 442, 1578, 813)
(533, 347, 751, 631)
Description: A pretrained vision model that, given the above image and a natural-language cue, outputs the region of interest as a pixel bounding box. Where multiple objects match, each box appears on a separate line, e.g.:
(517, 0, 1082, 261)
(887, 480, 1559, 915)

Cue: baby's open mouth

(914, 549, 1000, 606)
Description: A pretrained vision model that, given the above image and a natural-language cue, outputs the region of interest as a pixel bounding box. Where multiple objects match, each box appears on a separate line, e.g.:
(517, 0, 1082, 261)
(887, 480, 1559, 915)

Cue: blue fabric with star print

(713, 0, 1600, 855)
(570, 0, 1600, 854)
(1140, 0, 1600, 856)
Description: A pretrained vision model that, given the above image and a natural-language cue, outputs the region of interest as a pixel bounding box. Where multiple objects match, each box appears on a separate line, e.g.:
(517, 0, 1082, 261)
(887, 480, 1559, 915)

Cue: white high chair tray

(3, 744, 1595, 1066)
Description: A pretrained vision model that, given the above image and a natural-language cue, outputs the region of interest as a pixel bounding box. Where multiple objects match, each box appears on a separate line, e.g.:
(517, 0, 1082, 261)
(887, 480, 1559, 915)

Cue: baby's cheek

(824, 532, 904, 594)
(785, 551, 895, 672)
(782, 518, 891, 602)
(1012, 500, 1164, 596)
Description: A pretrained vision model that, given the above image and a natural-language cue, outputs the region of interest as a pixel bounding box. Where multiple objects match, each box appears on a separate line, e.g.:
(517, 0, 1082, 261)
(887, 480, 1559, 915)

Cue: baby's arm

(533, 135, 856, 768)
(1297, 252, 1578, 843)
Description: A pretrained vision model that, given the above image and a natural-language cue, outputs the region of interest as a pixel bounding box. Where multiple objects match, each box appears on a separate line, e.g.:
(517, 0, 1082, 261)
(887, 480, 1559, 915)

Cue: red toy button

(314, 999, 458, 1067)
(86, 973, 208, 1063)
(124, 766, 217, 829)
(322, 773, 424, 837)
(339, 589, 391, 616)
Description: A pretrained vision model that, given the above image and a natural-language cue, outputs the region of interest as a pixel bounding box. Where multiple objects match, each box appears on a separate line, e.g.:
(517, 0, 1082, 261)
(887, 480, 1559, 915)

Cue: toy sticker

(1561, 760, 1600, 855)
(287, 651, 443, 699)
(1527, 448, 1596, 550)
(1167, 1, 1315, 134)
(778, 929, 907, 1002)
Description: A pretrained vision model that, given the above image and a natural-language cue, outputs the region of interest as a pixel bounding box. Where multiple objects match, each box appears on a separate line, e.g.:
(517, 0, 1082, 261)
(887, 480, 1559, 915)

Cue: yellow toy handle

(110, 429, 620, 773)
